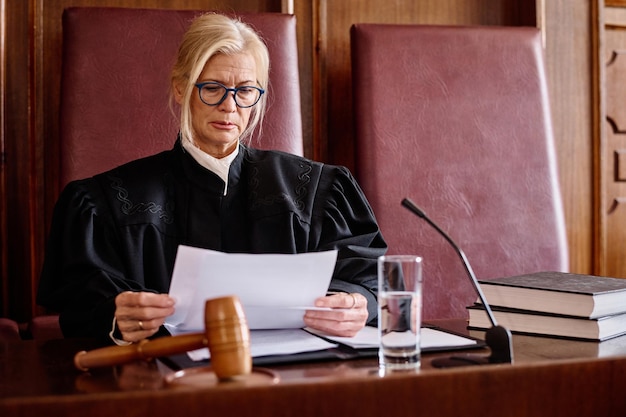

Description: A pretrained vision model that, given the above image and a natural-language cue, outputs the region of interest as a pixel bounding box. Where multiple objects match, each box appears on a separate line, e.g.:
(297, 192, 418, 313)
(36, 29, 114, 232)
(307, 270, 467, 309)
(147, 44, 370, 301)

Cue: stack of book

(467, 271, 626, 341)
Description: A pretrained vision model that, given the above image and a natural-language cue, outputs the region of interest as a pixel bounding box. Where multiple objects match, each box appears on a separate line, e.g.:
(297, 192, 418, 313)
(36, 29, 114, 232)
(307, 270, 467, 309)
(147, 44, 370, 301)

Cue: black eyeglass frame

(194, 81, 265, 108)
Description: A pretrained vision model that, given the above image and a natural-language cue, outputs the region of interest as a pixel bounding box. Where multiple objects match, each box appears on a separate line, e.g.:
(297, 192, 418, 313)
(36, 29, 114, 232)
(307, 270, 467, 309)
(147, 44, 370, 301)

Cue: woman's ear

(172, 80, 185, 105)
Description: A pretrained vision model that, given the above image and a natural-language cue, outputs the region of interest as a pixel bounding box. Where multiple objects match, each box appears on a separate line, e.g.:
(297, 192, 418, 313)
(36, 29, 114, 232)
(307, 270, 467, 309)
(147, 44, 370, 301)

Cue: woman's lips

(211, 121, 236, 130)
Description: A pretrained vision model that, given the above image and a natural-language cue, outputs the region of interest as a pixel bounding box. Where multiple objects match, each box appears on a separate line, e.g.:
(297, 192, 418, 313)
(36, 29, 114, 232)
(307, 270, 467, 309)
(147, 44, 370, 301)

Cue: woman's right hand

(114, 291, 175, 342)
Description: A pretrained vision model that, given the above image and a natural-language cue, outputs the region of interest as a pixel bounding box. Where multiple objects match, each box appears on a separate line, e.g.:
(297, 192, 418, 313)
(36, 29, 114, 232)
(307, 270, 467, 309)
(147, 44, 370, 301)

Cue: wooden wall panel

(1, 0, 33, 319)
(543, 0, 597, 276)
(601, 6, 626, 277)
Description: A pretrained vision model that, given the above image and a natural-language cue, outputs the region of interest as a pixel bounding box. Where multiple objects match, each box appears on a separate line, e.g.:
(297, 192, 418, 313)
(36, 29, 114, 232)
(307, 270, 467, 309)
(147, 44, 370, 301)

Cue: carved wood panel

(603, 19, 626, 277)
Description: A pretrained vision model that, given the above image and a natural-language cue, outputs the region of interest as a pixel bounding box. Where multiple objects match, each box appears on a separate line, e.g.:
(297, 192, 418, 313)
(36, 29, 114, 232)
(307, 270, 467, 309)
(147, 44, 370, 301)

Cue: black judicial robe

(37, 141, 387, 341)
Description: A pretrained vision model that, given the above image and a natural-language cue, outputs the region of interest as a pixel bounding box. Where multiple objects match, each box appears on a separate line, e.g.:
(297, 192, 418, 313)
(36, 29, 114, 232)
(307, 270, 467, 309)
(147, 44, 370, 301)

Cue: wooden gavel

(74, 295, 252, 380)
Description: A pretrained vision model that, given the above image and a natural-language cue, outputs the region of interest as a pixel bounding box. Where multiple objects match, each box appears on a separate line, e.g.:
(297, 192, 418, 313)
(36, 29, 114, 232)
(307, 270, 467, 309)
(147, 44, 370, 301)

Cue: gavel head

(204, 295, 252, 380)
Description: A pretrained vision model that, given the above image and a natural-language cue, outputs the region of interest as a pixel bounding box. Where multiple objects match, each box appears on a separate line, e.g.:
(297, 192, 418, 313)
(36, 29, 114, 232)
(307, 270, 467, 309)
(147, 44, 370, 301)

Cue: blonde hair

(170, 13, 270, 145)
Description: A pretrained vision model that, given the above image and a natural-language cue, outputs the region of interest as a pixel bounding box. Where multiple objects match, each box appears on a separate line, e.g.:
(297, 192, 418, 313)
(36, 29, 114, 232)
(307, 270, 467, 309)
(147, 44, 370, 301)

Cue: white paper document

(165, 246, 338, 332)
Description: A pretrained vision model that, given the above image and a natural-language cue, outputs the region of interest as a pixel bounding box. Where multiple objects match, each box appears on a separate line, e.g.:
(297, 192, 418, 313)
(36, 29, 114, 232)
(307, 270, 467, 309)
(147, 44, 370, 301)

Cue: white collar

(181, 137, 239, 196)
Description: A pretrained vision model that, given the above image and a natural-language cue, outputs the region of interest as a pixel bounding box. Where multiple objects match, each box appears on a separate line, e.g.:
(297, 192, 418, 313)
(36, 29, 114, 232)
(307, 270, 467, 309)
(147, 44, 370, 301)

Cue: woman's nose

(218, 92, 237, 111)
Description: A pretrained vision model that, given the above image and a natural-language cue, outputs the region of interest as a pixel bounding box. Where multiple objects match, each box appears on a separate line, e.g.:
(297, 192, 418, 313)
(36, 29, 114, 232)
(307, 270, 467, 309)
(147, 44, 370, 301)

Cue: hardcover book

(476, 271, 626, 319)
(467, 305, 626, 341)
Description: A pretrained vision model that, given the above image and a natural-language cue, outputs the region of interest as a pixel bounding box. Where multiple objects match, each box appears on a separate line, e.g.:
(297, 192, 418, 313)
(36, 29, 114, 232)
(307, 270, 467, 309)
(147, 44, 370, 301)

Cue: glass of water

(377, 255, 422, 371)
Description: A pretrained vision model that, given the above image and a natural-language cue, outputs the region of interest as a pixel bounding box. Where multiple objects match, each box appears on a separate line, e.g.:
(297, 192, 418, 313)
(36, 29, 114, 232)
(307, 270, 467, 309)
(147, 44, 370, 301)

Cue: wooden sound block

(164, 367, 279, 388)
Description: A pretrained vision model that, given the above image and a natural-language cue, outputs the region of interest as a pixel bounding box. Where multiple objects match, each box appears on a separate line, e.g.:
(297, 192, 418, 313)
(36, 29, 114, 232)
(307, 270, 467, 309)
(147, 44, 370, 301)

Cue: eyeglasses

(194, 81, 265, 108)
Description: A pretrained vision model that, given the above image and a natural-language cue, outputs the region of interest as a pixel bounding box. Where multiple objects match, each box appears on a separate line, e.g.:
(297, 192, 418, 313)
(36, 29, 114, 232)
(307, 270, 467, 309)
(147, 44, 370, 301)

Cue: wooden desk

(2, 322, 626, 417)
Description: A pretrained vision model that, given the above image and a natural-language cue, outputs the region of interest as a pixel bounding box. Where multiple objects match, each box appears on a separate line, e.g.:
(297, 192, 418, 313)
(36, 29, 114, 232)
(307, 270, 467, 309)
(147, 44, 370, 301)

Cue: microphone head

(401, 198, 426, 218)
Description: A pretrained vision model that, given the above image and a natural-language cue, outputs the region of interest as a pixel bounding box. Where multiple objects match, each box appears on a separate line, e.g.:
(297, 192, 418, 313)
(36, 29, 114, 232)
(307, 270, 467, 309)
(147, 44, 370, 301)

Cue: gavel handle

(74, 332, 206, 371)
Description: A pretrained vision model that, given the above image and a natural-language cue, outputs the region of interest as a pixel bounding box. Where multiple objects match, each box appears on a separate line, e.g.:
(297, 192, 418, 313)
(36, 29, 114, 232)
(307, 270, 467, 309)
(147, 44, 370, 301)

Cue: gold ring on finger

(349, 293, 357, 309)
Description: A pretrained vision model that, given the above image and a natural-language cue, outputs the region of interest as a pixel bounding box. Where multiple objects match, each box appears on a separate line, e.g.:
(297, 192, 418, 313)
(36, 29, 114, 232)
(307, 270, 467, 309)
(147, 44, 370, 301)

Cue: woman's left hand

(303, 292, 368, 337)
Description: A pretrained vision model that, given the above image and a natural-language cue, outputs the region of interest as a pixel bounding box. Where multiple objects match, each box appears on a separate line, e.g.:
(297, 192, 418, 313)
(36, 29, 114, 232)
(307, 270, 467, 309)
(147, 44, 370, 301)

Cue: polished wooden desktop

(2, 320, 626, 417)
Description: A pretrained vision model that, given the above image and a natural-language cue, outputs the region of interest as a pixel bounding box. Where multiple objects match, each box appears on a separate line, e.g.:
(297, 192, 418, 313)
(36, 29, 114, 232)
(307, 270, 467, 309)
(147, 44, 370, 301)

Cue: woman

(37, 13, 386, 345)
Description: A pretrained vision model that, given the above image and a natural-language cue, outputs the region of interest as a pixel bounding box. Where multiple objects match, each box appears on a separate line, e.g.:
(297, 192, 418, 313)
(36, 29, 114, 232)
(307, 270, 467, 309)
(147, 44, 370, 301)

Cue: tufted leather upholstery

(351, 24, 569, 320)
(60, 7, 303, 188)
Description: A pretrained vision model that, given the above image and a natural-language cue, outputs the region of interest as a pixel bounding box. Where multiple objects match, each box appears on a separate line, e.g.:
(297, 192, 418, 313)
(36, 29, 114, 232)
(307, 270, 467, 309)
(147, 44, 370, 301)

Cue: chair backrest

(351, 23, 569, 320)
(60, 7, 303, 187)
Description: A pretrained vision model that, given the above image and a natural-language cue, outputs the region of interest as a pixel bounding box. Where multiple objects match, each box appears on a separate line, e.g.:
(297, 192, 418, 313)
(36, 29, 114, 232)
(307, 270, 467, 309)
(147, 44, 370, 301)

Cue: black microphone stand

(401, 198, 513, 367)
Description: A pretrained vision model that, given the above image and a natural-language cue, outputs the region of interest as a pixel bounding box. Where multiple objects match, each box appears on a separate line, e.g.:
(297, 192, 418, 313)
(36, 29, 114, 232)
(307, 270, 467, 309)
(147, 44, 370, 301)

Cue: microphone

(401, 197, 513, 367)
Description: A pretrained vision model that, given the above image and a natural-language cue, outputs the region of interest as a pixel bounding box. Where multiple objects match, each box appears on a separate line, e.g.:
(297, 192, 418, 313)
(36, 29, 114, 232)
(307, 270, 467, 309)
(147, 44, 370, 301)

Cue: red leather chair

(351, 24, 569, 320)
(36, 7, 303, 338)
(59, 7, 303, 188)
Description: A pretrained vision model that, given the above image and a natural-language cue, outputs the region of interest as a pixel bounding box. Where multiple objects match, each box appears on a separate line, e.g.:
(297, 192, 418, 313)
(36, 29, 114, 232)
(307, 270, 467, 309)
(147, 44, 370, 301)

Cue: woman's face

(175, 52, 257, 158)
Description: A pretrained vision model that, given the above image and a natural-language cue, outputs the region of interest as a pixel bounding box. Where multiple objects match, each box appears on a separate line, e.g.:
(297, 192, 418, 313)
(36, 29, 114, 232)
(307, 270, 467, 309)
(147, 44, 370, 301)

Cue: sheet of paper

(306, 326, 478, 350)
(165, 246, 338, 331)
(185, 329, 338, 361)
